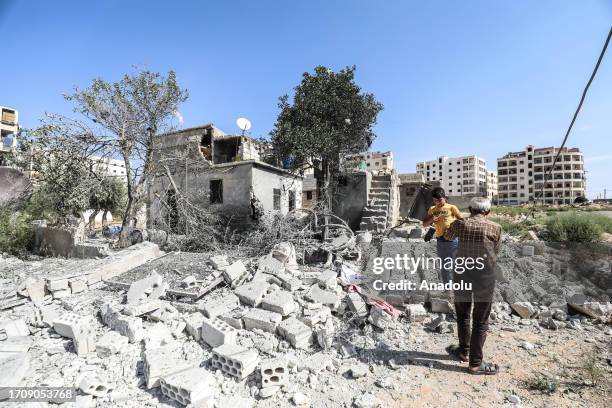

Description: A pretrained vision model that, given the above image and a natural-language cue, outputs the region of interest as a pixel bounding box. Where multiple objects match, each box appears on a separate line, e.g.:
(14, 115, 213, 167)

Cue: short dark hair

(431, 187, 446, 199)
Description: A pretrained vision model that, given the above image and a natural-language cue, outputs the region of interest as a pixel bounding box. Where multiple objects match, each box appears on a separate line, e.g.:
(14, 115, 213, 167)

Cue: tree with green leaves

(88, 176, 127, 233)
(270, 65, 383, 210)
(65, 69, 188, 243)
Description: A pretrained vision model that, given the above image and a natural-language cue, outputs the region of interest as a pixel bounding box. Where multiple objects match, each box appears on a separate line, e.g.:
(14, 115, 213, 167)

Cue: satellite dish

(236, 117, 252, 135)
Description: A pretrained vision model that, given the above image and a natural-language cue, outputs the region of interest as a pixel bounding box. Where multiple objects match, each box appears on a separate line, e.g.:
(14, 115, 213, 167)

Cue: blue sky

(1, 0, 611, 198)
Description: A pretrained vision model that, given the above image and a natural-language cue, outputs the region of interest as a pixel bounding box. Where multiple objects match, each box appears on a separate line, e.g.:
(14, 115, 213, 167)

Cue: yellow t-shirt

(427, 203, 461, 237)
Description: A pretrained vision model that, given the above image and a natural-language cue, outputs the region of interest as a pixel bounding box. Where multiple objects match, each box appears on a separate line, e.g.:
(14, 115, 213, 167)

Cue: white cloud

(585, 154, 612, 163)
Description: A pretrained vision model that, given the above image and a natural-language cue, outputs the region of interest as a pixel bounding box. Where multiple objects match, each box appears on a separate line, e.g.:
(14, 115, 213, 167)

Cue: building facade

(344, 151, 394, 174)
(147, 124, 302, 231)
(487, 171, 498, 201)
(497, 145, 585, 205)
(0, 106, 18, 163)
(416, 155, 495, 198)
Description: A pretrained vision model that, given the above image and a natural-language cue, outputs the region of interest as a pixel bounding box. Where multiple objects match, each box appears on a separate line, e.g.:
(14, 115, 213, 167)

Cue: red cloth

(346, 284, 401, 318)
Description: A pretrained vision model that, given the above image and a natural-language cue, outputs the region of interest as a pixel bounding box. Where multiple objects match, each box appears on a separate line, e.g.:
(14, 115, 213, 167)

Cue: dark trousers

(453, 269, 495, 367)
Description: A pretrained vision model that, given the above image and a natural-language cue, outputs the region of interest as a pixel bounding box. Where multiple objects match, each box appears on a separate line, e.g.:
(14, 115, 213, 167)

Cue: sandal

(446, 345, 468, 362)
(468, 362, 499, 375)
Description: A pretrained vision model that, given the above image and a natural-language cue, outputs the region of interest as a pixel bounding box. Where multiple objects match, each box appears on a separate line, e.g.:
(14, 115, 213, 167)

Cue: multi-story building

(91, 156, 128, 178)
(497, 145, 585, 205)
(416, 155, 494, 197)
(1, 106, 18, 161)
(487, 171, 498, 201)
(344, 151, 394, 173)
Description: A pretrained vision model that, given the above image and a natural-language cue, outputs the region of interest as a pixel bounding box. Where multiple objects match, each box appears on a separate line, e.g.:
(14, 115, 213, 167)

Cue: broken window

(288, 190, 296, 212)
(273, 189, 281, 210)
(210, 180, 223, 204)
(306, 191, 313, 200)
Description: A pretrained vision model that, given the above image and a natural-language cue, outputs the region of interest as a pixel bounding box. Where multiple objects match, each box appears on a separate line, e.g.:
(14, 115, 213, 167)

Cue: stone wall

(333, 172, 370, 231)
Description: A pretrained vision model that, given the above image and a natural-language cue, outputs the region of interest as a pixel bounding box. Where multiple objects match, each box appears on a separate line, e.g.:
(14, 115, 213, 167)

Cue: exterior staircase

(358, 174, 393, 233)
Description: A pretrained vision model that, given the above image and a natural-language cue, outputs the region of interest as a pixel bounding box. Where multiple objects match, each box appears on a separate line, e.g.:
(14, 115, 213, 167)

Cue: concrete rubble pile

(0, 235, 611, 407)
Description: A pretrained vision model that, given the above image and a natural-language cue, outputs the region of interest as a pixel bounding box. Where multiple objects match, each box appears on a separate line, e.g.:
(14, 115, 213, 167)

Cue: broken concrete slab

(218, 309, 246, 330)
(0, 319, 29, 338)
(0, 352, 29, 399)
(0, 335, 33, 353)
(243, 308, 282, 333)
(367, 307, 395, 330)
(96, 331, 128, 357)
(258, 254, 285, 276)
(160, 366, 216, 406)
(126, 271, 163, 304)
(123, 299, 163, 316)
(73, 325, 96, 356)
(317, 269, 338, 290)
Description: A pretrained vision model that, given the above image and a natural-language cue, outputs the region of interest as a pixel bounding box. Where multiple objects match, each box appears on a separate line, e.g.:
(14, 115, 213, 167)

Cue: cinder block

(223, 261, 248, 288)
(257, 254, 285, 276)
(306, 284, 340, 308)
(73, 325, 96, 356)
(53, 312, 87, 339)
(317, 269, 338, 290)
(209, 255, 229, 270)
(69, 279, 87, 294)
(198, 293, 240, 318)
(406, 304, 427, 322)
(235, 280, 270, 307)
(218, 309, 246, 330)
(149, 302, 179, 322)
(95, 331, 128, 357)
(242, 308, 282, 333)
(100, 303, 144, 343)
(211, 343, 259, 379)
(47, 278, 68, 291)
(301, 306, 332, 327)
(346, 292, 368, 317)
(367, 307, 395, 330)
(160, 366, 216, 406)
(183, 312, 206, 341)
(260, 358, 288, 388)
(52, 289, 71, 299)
(143, 346, 196, 389)
(201, 317, 237, 347)
(277, 317, 313, 349)
(261, 289, 296, 316)
(77, 373, 112, 397)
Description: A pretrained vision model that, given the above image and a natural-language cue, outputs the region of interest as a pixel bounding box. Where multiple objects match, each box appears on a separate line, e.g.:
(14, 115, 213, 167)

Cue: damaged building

(147, 124, 303, 230)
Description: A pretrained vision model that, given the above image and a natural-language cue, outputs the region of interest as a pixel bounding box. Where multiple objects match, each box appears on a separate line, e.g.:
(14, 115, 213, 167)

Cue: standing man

(444, 196, 501, 375)
(423, 187, 462, 285)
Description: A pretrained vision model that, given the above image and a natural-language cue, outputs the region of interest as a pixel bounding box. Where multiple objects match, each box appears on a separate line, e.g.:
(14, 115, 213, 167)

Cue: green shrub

(0, 207, 35, 255)
(546, 213, 604, 242)
(490, 216, 539, 238)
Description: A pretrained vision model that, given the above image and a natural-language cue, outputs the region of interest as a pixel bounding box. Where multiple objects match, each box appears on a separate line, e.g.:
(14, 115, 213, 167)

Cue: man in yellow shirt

(423, 187, 462, 285)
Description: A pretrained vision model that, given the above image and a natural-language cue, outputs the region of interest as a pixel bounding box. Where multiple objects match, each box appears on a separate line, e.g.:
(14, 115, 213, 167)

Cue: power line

(534, 26, 612, 207)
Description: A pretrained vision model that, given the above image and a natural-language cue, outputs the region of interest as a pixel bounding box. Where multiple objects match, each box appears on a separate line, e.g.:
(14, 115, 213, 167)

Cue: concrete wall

(251, 165, 303, 216)
(149, 162, 254, 229)
(333, 172, 370, 231)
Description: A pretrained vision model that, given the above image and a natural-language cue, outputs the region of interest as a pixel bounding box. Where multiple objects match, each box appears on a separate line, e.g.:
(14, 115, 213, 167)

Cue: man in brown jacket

(444, 196, 501, 375)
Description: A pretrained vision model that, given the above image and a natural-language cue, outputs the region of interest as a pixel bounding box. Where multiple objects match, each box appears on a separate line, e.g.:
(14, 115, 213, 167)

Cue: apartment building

(344, 151, 394, 173)
(416, 155, 494, 197)
(487, 171, 498, 201)
(497, 145, 585, 205)
(1, 106, 18, 157)
(91, 156, 128, 178)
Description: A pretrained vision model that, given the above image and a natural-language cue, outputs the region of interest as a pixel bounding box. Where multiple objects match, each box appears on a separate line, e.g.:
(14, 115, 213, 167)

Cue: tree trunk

(101, 210, 109, 228)
(88, 210, 99, 237)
